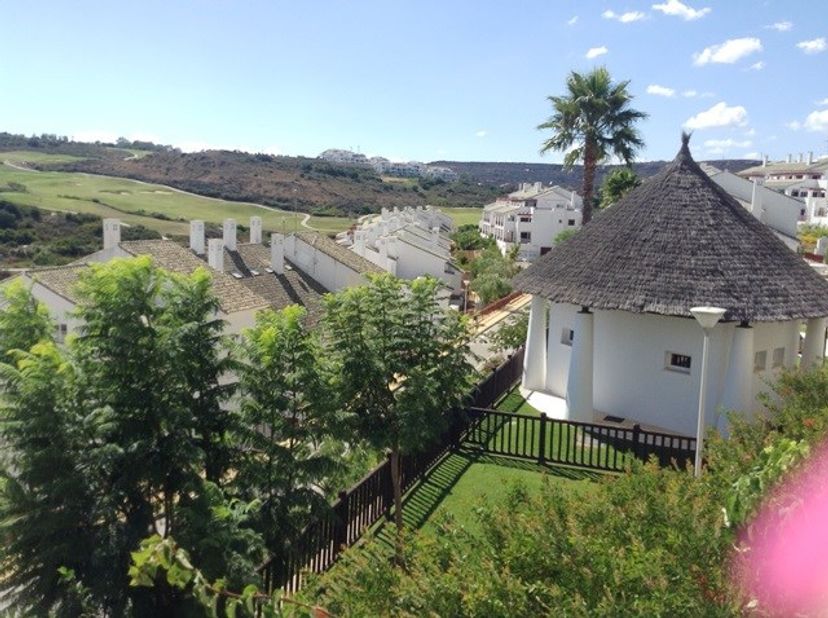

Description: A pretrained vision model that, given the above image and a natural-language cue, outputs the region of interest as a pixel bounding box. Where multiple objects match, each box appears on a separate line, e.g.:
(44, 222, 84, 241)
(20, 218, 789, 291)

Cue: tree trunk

(581, 140, 597, 225)
(389, 447, 405, 568)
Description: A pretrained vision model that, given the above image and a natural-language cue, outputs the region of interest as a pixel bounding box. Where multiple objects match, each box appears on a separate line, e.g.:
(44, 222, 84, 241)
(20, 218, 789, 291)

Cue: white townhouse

(13, 217, 382, 339)
(340, 205, 462, 295)
(515, 135, 828, 437)
(479, 182, 583, 261)
(739, 153, 828, 226)
(702, 163, 802, 250)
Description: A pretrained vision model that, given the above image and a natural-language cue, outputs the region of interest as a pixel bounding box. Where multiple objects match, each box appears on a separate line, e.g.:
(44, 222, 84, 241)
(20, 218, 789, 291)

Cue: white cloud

(475, 130, 487, 138)
(684, 101, 748, 129)
(786, 120, 802, 130)
(646, 84, 676, 97)
(652, 0, 710, 20)
(749, 61, 765, 70)
(682, 89, 698, 97)
(602, 9, 647, 23)
(797, 38, 827, 54)
(817, 98, 828, 106)
(743, 151, 761, 159)
(804, 109, 828, 132)
(585, 46, 608, 59)
(703, 138, 752, 154)
(766, 21, 792, 32)
(744, 127, 756, 136)
(693, 37, 763, 66)
(567, 15, 578, 25)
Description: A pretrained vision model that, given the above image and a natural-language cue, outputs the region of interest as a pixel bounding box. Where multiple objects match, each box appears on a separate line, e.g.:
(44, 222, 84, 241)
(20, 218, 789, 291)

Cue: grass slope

(0, 153, 350, 235)
(0, 151, 481, 238)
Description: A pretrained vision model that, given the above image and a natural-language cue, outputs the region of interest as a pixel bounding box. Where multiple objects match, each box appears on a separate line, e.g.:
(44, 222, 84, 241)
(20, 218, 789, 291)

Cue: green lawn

(0, 153, 354, 236)
(443, 206, 483, 228)
(399, 451, 597, 535)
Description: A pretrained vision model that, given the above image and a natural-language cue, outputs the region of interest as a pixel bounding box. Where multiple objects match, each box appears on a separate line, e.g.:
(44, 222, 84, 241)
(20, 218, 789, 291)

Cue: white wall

(20, 278, 83, 341)
(394, 240, 462, 292)
(539, 302, 799, 435)
(288, 236, 368, 292)
(711, 171, 801, 238)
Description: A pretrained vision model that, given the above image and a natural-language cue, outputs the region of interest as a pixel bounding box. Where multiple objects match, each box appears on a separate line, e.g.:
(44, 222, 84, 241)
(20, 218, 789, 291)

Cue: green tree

(554, 228, 579, 244)
(0, 278, 53, 356)
(538, 67, 647, 224)
(487, 311, 528, 354)
(323, 274, 474, 564)
(600, 167, 640, 209)
(0, 342, 96, 616)
(235, 305, 339, 572)
(451, 223, 492, 251)
(469, 245, 518, 306)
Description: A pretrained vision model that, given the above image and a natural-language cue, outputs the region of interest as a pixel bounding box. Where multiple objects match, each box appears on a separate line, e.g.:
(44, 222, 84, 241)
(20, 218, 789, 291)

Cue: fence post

(632, 424, 642, 461)
(384, 452, 394, 520)
(538, 413, 548, 465)
(334, 490, 349, 556)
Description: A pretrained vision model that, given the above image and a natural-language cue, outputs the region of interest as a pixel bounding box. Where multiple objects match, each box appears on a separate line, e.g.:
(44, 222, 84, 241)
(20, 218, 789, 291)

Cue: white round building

(513, 135, 828, 436)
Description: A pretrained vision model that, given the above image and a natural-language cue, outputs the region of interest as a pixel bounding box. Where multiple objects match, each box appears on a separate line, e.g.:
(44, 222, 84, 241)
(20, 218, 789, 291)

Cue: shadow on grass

(372, 448, 604, 553)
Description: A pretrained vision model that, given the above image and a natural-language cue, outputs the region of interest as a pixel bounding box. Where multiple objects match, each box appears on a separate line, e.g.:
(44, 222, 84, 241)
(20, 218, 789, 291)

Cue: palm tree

(538, 67, 647, 224)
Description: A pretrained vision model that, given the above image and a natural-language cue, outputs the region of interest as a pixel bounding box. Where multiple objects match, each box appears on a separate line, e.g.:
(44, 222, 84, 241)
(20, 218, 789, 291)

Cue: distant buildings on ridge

(318, 148, 458, 181)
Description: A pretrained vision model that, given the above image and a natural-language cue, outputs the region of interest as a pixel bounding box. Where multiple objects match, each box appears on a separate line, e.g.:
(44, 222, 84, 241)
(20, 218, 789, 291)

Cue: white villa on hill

(14, 217, 381, 339)
(514, 136, 828, 437)
(479, 182, 583, 261)
(338, 205, 462, 294)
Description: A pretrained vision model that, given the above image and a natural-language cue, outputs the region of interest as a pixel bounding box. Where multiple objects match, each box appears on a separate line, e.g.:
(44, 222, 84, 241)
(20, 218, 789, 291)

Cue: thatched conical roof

(513, 134, 828, 323)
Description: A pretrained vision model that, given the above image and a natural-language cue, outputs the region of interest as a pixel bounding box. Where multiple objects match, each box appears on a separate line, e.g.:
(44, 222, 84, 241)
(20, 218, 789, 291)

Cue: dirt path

(3, 160, 40, 173)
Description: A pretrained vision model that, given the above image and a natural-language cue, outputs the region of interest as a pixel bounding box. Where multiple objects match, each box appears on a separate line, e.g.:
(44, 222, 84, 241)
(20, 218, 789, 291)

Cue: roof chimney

(207, 239, 224, 272)
(799, 153, 804, 163)
(103, 218, 121, 250)
(249, 216, 262, 244)
(534, 181, 542, 192)
(787, 153, 792, 163)
(808, 151, 814, 165)
(431, 226, 440, 245)
(222, 218, 237, 251)
(190, 220, 205, 254)
(762, 154, 768, 167)
(270, 233, 284, 275)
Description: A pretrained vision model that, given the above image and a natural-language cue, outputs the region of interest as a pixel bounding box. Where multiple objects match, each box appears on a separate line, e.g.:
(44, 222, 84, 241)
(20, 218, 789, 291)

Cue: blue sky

(1, 0, 826, 163)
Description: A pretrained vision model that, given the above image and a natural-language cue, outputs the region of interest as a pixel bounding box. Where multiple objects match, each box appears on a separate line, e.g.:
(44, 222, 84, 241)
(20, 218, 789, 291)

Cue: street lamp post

(690, 306, 727, 478)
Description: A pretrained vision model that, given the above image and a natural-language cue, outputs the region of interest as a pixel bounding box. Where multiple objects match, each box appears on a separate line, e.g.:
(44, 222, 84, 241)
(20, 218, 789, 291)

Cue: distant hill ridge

(428, 159, 761, 188)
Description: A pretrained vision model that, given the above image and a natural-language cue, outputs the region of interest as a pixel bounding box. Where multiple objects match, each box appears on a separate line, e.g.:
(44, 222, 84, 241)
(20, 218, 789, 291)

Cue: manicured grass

(443, 206, 483, 228)
(1, 150, 87, 165)
(406, 451, 596, 535)
(0, 157, 355, 236)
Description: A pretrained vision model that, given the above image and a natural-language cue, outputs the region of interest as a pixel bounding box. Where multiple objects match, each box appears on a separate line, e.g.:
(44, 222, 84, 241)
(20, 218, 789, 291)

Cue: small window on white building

(754, 350, 767, 372)
(772, 347, 785, 368)
(568, 219, 576, 226)
(520, 231, 531, 243)
(666, 352, 691, 373)
(561, 328, 574, 346)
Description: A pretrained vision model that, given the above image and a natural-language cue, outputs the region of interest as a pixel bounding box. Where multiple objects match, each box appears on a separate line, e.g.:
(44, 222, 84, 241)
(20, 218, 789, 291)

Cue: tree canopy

(539, 67, 647, 224)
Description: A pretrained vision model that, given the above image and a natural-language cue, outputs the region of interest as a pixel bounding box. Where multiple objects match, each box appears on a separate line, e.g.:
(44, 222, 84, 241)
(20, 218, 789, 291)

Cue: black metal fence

(465, 408, 696, 472)
(261, 347, 696, 593)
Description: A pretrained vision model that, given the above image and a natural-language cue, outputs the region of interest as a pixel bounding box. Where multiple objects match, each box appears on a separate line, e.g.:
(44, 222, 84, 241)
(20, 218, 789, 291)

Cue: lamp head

(690, 306, 727, 330)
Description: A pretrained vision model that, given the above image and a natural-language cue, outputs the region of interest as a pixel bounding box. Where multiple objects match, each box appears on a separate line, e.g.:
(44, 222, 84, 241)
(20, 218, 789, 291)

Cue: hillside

(430, 159, 761, 188)
(45, 150, 502, 218)
(0, 199, 160, 269)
